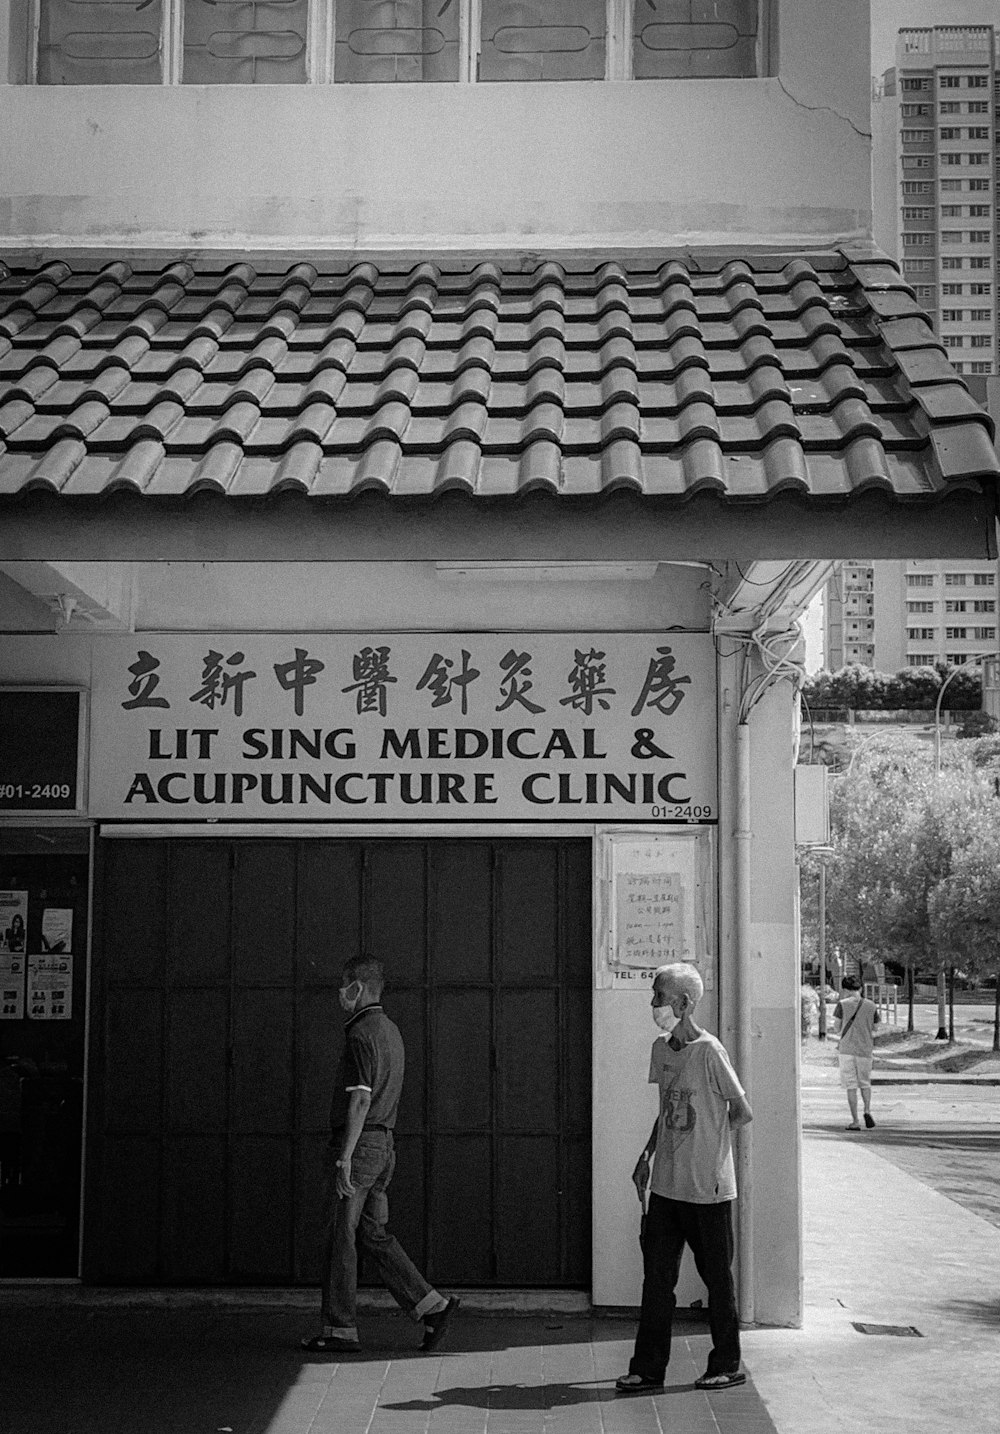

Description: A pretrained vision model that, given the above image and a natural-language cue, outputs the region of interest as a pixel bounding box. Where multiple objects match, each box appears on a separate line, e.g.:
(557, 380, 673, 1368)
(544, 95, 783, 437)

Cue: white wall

(0, 1, 872, 249)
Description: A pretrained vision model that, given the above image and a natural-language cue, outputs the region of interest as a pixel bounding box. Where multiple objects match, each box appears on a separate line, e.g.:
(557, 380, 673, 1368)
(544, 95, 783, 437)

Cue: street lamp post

(934, 654, 985, 777)
(812, 845, 835, 1039)
(932, 655, 985, 1037)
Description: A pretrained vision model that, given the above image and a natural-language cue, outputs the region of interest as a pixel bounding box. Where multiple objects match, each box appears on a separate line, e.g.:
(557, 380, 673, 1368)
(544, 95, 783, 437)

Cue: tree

(800, 736, 976, 1032)
(928, 788, 1000, 1052)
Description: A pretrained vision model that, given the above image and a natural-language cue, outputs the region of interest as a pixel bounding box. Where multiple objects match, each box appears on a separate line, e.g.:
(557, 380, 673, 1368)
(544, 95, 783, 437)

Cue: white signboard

(598, 828, 716, 990)
(90, 634, 717, 822)
(27, 953, 72, 1020)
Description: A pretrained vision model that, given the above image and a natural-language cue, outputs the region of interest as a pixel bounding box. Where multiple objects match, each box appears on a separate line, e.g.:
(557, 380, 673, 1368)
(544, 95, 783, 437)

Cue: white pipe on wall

(734, 719, 755, 1324)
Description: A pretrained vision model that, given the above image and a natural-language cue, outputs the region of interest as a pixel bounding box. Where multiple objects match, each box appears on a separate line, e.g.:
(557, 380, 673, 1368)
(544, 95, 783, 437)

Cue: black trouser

(629, 1194, 740, 1381)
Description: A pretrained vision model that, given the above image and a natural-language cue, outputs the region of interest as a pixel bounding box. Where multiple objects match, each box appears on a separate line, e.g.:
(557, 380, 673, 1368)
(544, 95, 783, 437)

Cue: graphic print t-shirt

(648, 1032, 745, 1204)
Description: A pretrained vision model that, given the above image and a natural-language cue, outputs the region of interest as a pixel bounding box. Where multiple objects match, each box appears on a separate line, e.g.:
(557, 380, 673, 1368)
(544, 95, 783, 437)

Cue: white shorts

(839, 1054, 873, 1089)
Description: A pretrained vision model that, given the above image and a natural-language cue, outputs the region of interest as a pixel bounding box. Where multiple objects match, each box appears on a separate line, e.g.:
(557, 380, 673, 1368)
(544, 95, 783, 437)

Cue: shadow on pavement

(937, 1297, 1000, 1327)
(380, 1380, 694, 1413)
(803, 1125, 1000, 1153)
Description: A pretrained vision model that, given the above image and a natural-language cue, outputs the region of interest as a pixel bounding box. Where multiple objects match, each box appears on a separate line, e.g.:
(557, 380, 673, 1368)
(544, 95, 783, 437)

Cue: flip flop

(695, 1371, 747, 1390)
(615, 1373, 665, 1394)
(300, 1334, 362, 1355)
(846, 1123, 861, 1130)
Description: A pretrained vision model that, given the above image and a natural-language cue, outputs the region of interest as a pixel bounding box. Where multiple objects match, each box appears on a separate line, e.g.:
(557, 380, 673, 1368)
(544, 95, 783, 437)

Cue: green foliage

(802, 663, 982, 712)
(957, 710, 998, 739)
(800, 733, 1000, 979)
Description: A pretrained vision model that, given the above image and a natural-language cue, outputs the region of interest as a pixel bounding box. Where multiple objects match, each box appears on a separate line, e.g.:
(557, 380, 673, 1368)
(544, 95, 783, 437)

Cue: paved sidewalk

(0, 1305, 778, 1434)
(742, 1128, 1000, 1434)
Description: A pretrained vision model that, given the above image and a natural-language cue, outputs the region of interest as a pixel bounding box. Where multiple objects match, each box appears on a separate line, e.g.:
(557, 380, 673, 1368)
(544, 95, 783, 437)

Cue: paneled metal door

(85, 837, 591, 1286)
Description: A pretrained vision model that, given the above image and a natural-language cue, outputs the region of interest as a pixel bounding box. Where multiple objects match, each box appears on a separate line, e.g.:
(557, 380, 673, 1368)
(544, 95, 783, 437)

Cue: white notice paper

(27, 953, 72, 1020)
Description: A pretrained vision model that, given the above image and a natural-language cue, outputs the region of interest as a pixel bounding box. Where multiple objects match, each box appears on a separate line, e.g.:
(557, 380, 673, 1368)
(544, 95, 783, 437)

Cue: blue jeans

(629, 1194, 741, 1381)
(322, 1129, 437, 1336)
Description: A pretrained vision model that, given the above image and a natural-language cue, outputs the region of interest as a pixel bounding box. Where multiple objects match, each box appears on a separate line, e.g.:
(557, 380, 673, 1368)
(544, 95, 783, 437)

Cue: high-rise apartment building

(875, 26, 998, 376)
(821, 28, 1000, 676)
(823, 557, 998, 672)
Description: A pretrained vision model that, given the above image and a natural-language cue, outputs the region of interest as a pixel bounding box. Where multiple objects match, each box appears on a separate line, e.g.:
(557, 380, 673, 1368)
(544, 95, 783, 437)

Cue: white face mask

(652, 1004, 679, 1032)
(339, 980, 362, 1014)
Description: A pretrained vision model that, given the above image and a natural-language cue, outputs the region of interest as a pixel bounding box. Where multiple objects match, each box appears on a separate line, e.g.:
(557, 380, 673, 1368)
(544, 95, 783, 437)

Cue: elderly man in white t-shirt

(616, 962, 753, 1396)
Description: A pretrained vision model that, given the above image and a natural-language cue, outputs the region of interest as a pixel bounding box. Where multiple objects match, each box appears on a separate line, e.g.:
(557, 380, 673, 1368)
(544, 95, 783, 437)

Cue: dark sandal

(421, 1296, 460, 1352)
(695, 1370, 747, 1390)
(301, 1334, 362, 1355)
(615, 1373, 665, 1394)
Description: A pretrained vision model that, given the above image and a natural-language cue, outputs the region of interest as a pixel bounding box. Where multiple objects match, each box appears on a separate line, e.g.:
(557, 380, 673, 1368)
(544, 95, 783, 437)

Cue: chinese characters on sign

(90, 634, 717, 821)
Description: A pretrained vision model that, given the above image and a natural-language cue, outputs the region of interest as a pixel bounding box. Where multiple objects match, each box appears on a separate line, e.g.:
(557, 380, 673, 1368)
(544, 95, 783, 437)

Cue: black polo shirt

(329, 1004, 405, 1133)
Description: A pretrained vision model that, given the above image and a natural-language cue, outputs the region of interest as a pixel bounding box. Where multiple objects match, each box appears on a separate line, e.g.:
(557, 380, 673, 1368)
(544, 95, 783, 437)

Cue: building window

(908, 628, 936, 641)
(903, 181, 933, 194)
(908, 655, 936, 667)
(29, 0, 774, 85)
(968, 100, 989, 113)
(946, 574, 970, 586)
(967, 152, 990, 164)
(940, 180, 962, 191)
(938, 127, 961, 140)
(631, 0, 762, 80)
(36, 0, 165, 83)
(945, 600, 968, 613)
(969, 230, 991, 242)
(903, 232, 933, 245)
(942, 335, 964, 348)
(971, 309, 992, 321)
(969, 204, 991, 216)
(940, 231, 963, 242)
(968, 178, 990, 190)
(952, 361, 966, 372)
(904, 208, 933, 220)
(971, 335, 992, 347)
(334, 0, 462, 83)
(942, 283, 964, 295)
(939, 100, 960, 114)
(183, 0, 310, 84)
(974, 627, 996, 640)
(970, 257, 991, 268)
(480, 0, 607, 82)
(973, 600, 996, 612)
(968, 126, 990, 138)
(907, 601, 935, 613)
(941, 257, 963, 270)
(970, 361, 993, 373)
(971, 283, 992, 294)
(907, 574, 935, 587)
(939, 75, 961, 89)
(973, 573, 996, 586)
(967, 75, 989, 87)
(940, 205, 962, 217)
(904, 259, 933, 272)
(941, 309, 964, 321)
(913, 285, 934, 299)
(946, 627, 969, 639)
(902, 77, 930, 91)
(903, 103, 931, 116)
(941, 153, 963, 165)
(903, 157, 932, 169)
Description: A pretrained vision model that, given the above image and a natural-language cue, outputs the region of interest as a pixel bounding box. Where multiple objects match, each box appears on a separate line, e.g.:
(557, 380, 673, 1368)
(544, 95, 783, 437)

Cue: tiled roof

(0, 250, 997, 503)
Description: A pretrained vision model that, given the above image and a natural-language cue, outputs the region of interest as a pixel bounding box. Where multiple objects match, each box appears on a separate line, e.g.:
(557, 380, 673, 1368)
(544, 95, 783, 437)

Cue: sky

(871, 0, 1000, 76)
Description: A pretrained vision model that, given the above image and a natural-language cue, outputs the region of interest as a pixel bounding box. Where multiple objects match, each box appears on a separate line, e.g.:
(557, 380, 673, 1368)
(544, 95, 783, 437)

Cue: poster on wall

(27, 953, 73, 1020)
(41, 908, 73, 955)
(89, 633, 719, 822)
(0, 951, 25, 1019)
(596, 828, 716, 991)
(0, 890, 28, 954)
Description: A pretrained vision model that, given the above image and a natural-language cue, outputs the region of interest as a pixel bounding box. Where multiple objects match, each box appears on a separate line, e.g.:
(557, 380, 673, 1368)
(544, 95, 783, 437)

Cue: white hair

(653, 962, 703, 1006)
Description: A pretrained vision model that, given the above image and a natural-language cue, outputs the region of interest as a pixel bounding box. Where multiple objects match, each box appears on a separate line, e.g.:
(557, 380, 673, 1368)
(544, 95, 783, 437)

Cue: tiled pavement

(0, 1307, 778, 1434)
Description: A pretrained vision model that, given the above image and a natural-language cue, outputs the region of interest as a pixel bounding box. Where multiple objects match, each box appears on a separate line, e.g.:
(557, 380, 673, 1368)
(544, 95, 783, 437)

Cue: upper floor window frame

(20, 0, 779, 87)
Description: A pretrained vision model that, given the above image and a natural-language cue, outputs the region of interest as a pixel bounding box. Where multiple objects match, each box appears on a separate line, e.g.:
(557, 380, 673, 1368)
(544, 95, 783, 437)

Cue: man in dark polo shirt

(302, 956, 458, 1355)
